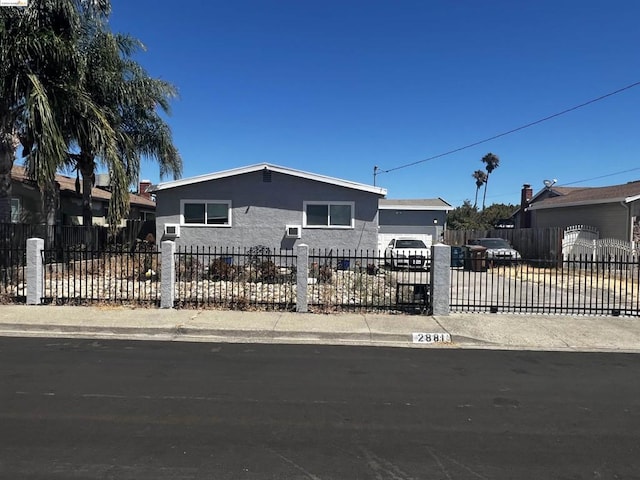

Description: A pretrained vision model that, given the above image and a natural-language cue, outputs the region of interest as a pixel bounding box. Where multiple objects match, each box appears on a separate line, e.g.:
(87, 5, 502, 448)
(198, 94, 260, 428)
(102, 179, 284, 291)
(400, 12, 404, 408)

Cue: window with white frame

(181, 200, 231, 226)
(10, 198, 21, 223)
(303, 201, 354, 228)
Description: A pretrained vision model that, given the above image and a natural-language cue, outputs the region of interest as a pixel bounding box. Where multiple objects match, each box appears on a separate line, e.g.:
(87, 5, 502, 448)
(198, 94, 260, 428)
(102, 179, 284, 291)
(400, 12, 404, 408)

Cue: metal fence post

(26, 237, 44, 305)
(430, 243, 451, 316)
(161, 240, 176, 309)
(296, 244, 309, 312)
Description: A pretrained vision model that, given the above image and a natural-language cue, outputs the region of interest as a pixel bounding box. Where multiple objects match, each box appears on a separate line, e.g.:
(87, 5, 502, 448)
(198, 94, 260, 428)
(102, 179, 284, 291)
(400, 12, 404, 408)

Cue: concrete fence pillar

(430, 243, 451, 316)
(296, 244, 309, 313)
(26, 237, 44, 305)
(161, 240, 176, 309)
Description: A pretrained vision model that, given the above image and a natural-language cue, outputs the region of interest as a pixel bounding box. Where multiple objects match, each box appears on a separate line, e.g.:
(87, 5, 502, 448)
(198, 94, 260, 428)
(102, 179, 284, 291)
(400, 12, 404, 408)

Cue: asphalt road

(1, 338, 639, 479)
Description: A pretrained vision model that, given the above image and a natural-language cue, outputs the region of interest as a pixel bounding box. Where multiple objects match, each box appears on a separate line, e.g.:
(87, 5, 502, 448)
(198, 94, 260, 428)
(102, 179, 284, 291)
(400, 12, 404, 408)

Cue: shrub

(176, 254, 204, 281)
(246, 245, 272, 265)
(208, 257, 237, 281)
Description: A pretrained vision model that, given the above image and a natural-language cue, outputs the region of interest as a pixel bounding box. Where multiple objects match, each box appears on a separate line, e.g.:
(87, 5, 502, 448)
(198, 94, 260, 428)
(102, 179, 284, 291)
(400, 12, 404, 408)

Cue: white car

(384, 238, 431, 270)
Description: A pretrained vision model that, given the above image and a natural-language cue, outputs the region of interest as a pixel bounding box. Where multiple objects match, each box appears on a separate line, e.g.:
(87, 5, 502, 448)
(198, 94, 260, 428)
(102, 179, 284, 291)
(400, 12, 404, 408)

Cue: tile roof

(11, 165, 155, 208)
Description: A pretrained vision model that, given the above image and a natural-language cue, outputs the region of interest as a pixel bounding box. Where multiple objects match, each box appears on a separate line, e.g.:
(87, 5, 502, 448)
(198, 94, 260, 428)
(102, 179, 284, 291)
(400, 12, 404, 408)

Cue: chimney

(139, 180, 152, 200)
(520, 184, 533, 228)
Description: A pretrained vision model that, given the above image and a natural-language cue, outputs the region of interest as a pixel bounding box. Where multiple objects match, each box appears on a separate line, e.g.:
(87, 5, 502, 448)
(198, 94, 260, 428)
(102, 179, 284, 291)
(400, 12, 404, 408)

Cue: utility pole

(373, 165, 379, 186)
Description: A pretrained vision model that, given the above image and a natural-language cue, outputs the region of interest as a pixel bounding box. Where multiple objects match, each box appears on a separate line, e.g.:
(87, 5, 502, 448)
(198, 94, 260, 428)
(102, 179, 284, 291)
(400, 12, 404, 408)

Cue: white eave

(150, 163, 387, 196)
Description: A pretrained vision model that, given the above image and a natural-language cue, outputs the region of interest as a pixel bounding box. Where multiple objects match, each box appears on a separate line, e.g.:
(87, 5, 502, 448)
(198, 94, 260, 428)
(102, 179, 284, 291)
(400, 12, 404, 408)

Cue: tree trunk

(79, 154, 95, 228)
(0, 133, 16, 224)
(41, 179, 60, 260)
(78, 153, 96, 249)
(482, 175, 490, 210)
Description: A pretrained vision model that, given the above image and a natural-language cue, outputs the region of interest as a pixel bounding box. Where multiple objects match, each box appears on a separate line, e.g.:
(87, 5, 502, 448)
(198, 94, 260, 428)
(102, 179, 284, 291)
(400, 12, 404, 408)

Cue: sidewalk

(0, 304, 638, 353)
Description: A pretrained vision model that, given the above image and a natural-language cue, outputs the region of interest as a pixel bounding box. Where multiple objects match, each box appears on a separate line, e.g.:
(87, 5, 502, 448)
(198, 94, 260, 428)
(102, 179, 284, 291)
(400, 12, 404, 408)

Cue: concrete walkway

(0, 304, 638, 353)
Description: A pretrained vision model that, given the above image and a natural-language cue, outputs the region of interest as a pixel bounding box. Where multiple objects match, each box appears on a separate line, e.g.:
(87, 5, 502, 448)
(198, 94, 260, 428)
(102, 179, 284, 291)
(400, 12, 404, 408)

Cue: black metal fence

(306, 249, 431, 313)
(451, 254, 640, 316)
(0, 245, 26, 303)
(0, 221, 150, 254)
(173, 247, 432, 312)
(12, 238, 640, 316)
(41, 242, 161, 306)
(174, 246, 297, 310)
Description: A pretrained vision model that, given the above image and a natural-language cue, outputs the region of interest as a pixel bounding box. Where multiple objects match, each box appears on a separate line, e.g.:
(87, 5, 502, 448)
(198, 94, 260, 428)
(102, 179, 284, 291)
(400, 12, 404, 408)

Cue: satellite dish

(543, 179, 557, 188)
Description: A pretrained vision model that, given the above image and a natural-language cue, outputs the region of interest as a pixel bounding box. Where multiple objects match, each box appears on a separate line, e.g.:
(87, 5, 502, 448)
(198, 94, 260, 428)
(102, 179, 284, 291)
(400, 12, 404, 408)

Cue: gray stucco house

(517, 181, 640, 242)
(377, 198, 452, 252)
(151, 163, 387, 251)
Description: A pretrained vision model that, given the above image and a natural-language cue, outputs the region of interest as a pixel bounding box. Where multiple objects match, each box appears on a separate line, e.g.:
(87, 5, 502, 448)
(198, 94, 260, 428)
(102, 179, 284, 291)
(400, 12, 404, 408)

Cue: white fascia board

(624, 194, 640, 203)
(151, 163, 387, 196)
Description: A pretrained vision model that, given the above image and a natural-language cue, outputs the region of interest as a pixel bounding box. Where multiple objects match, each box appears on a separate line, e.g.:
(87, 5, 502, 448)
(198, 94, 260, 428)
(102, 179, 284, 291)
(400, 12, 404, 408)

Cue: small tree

(446, 201, 485, 230)
(447, 201, 516, 230)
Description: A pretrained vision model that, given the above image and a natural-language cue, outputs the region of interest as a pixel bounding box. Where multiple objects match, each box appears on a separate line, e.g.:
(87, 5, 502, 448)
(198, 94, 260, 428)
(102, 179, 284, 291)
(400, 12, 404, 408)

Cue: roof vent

(263, 168, 272, 183)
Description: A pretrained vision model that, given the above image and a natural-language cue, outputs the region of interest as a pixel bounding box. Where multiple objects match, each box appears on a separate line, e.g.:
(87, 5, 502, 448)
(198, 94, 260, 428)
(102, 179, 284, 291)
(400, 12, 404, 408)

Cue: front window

(304, 202, 354, 228)
(181, 200, 231, 226)
(10, 198, 20, 223)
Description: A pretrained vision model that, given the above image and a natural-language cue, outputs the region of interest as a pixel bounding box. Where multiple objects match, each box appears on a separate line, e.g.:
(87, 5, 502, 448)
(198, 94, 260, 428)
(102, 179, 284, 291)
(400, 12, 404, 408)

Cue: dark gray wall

(379, 209, 446, 227)
(378, 208, 447, 242)
(155, 170, 382, 251)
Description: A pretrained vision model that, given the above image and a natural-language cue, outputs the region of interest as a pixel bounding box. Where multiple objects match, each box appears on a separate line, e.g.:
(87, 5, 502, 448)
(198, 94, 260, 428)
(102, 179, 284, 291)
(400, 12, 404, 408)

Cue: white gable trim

(152, 163, 387, 196)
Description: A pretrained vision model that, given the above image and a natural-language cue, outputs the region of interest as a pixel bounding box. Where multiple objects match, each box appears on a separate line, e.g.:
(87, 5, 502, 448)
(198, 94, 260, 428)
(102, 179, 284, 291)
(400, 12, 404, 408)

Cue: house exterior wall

(533, 203, 631, 241)
(377, 209, 446, 251)
(12, 179, 155, 227)
(154, 170, 382, 251)
(12, 182, 43, 223)
(378, 209, 447, 229)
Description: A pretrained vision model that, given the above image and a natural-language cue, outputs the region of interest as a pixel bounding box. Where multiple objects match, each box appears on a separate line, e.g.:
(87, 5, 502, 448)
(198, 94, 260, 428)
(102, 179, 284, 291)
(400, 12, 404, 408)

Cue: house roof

(150, 163, 388, 196)
(11, 165, 156, 208)
(528, 180, 640, 210)
(379, 198, 452, 211)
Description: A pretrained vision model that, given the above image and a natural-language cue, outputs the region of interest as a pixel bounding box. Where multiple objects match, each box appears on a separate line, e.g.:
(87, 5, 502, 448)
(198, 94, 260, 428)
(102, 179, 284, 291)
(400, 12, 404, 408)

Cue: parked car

(384, 238, 431, 270)
(466, 237, 521, 263)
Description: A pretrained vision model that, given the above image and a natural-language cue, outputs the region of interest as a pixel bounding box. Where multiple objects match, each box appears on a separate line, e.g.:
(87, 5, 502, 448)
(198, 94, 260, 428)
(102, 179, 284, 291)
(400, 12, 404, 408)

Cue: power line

(378, 81, 640, 175)
(474, 166, 640, 206)
(559, 167, 640, 186)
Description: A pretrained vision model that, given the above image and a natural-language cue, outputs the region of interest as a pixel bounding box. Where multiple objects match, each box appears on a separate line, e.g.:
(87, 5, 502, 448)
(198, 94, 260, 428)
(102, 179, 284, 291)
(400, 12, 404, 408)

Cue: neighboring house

(150, 163, 387, 251)
(10, 165, 156, 226)
(377, 198, 452, 253)
(515, 180, 640, 242)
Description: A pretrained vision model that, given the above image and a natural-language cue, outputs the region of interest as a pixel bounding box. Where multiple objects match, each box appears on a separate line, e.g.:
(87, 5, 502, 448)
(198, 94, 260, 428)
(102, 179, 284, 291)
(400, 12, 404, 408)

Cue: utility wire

(477, 166, 640, 206)
(559, 167, 640, 186)
(378, 81, 640, 175)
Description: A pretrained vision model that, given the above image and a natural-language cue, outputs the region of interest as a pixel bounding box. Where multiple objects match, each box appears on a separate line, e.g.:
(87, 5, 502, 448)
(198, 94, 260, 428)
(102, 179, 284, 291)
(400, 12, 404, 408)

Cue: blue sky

(109, 0, 640, 207)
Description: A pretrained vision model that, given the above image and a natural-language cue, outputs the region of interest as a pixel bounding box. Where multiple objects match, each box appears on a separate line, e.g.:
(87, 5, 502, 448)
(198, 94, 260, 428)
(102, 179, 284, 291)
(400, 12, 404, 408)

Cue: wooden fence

(444, 227, 563, 261)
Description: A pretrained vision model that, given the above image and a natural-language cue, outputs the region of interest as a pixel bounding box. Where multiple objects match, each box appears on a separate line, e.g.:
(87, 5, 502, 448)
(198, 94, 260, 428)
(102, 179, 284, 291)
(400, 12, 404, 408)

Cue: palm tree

(472, 169, 487, 209)
(0, 0, 112, 226)
(64, 24, 181, 228)
(481, 152, 500, 210)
